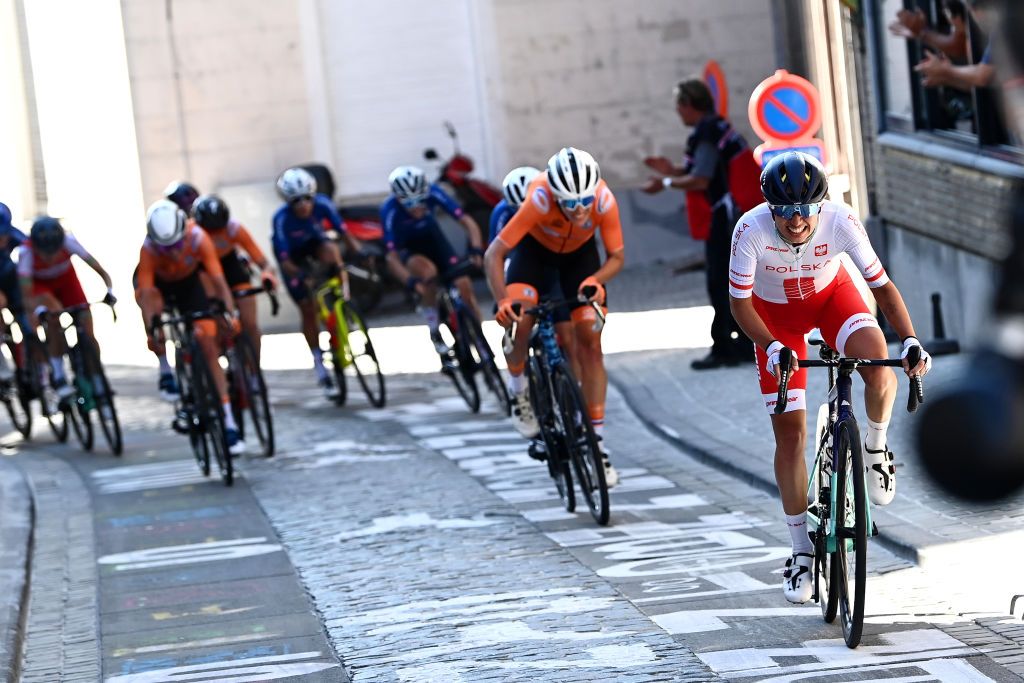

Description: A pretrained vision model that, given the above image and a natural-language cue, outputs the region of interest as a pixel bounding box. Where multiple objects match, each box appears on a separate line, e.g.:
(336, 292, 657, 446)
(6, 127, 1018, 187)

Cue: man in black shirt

(644, 78, 752, 369)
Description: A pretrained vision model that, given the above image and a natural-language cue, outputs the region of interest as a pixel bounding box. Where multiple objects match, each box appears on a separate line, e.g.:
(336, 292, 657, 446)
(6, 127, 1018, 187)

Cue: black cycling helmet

(30, 216, 65, 254)
(192, 194, 230, 230)
(760, 152, 828, 207)
(163, 180, 200, 213)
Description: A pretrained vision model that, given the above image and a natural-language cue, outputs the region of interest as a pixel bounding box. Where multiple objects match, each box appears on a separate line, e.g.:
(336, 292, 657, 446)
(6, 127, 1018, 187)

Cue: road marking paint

(335, 512, 501, 541)
(97, 537, 282, 571)
(104, 651, 338, 682)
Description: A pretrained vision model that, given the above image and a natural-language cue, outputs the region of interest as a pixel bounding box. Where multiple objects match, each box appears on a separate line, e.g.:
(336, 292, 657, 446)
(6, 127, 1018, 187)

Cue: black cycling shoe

(527, 439, 548, 462)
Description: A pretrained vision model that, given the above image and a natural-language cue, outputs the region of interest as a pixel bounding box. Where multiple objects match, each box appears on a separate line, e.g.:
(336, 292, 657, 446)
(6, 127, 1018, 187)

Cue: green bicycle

(776, 338, 923, 648)
(313, 268, 386, 408)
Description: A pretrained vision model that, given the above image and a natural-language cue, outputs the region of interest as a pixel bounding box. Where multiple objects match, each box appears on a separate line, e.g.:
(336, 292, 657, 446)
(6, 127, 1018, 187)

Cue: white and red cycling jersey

(729, 201, 890, 414)
(17, 233, 92, 280)
(728, 201, 889, 303)
(17, 234, 93, 308)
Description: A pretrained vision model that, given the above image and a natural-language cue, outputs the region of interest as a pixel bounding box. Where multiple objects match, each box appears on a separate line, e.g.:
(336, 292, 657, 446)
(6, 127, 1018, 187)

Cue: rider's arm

(872, 282, 918, 341)
(484, 237, 512, 302)
(16, 249, 33, 314)
(726, 217, 778, 350)
(592, 187, 625, 285)
(663, 142, 717, 192)
(458, 214, 484, 252)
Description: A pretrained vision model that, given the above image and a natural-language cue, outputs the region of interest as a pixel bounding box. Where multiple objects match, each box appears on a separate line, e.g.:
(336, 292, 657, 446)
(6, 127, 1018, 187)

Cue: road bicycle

(776, 338, 924, 648)
(223, 283, 278, 457)
(312, 267, 386, 408)
(0, 312, 34, 438)
(38, 303, 122, 454)
(428, 260, 509, 415)
(1, 313, 67, 442)
(152, 310, 233, 486)
(505, 287, 609, 525)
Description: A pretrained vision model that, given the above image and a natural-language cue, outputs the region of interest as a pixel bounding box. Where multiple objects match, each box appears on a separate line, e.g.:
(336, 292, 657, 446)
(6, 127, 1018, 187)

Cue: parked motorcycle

(423, 122, 502, 242)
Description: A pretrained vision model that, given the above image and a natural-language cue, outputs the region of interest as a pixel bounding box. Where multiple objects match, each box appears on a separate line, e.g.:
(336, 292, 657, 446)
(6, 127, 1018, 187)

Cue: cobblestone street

(3, 343, 1023, 680)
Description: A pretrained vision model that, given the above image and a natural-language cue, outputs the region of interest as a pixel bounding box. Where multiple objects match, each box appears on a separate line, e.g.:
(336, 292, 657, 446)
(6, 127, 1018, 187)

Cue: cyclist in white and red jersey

(18, 216, 116, 399)
(728, 152, 931, 604)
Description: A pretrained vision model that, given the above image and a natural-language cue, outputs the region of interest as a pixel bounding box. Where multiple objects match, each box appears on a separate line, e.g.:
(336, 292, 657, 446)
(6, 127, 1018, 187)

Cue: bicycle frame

(804, 346, 874, 554)
(314, 276, 353, 368)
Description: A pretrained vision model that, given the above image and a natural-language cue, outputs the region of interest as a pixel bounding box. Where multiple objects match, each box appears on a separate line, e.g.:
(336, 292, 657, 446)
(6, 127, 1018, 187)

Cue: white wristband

(662, 176, 673, 189)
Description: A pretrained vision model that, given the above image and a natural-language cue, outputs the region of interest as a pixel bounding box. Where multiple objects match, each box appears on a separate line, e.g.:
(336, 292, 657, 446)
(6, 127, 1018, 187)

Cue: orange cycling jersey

(497, 177, 624, 255)
(136, 226, 223, 287)
(203, 219, 268, 264)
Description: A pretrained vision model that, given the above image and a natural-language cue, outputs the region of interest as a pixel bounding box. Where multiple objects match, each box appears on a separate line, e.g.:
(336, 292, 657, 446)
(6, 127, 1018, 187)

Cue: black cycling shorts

(505, 234, 604, 314)
(397, 225, 460, 277)
(155, 269, 210, 317)
(221, 251, 251, 289)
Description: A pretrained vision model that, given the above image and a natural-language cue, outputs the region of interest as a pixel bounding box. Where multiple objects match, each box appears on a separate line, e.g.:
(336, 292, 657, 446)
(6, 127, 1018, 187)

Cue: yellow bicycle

(314, 271, 386, 407)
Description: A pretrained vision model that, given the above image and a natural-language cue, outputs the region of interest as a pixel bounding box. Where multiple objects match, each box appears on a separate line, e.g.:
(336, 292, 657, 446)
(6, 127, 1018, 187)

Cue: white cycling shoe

(865, 443, 896, 506)
(782, 552, 814, 604)
(510, 390, 539, 438)
(602, 456, 619, 488)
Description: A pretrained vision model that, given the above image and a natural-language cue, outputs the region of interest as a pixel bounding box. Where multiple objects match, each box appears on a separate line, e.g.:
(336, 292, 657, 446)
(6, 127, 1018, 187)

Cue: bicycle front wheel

(192, 343, 232, 486)
(833, 418, 867, 648)
(342, 304, 386, 408)
(233, 335, 274, 456)
(553, 365, 608, 525)
(528, 354, 574, 512)
(175, 346, 209, 476)
(80, 338, 122, 455)
(1, 342, 31, 437)
(811, 403, 839, 623)
(463, 309, 509, 416)
(439, 315, 479, 413)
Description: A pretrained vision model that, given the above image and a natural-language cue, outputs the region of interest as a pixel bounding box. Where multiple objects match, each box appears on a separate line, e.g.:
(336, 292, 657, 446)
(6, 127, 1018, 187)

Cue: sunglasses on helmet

(557, 195, 596, 210)
(289, 194, 314, 206)
(769, 203, 822, 220)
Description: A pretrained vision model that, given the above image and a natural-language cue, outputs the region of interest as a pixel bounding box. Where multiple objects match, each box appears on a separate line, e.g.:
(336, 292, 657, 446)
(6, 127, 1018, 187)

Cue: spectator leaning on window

(913, 0, 996, 91)
(916, 0, 1024, 501)
(642, 78, 752, 370)
(889, 0, 970, 62)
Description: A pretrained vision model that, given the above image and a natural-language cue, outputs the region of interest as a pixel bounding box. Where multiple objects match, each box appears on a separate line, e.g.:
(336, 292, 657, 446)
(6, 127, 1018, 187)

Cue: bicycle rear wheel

(553, 365, 608, 525)
(464, 309, 509, 416)
(234, 334, 274, 457)
(342, 304, 386, 408)
(80, 339, 122, 455)
(528, 354, 574, 511)
(2, 342, 31, 437)
(833, 418, 867, 647)
(192, 343, 232, 486)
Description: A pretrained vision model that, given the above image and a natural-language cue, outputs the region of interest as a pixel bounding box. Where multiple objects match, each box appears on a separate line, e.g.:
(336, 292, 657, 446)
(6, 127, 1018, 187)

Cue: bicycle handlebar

(37, 300, 118, 326)
(774, 346, 925, 415)
(233, 279, 280, 317)
(502, 286, 605, 355)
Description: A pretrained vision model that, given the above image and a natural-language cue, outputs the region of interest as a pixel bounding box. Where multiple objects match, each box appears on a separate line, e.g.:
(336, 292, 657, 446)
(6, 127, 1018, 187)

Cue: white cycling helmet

(502, 166, 541, 207)
(146, 199, 187, 247)
(389, 165, 429, 201)
(546, 147, 600, 202)
(276, 167, 317, 201)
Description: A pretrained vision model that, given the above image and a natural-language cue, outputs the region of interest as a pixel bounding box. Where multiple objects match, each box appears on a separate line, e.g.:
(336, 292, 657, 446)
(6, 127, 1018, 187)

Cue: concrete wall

(121, 0, 311, 203)
(487, 0, 775, 185)
(120, 0, 776, 205)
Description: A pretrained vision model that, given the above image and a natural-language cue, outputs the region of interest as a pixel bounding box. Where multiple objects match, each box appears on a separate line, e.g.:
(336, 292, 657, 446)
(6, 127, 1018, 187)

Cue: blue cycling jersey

(380, 184, 463, 252)
(271, 194, 345, 262)
(488, 198, 516, 243)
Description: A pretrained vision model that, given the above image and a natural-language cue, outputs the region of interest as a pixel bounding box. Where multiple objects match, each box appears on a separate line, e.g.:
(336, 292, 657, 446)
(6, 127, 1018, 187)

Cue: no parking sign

(703, 60, 728, 119)
(747, 70, 826, 166)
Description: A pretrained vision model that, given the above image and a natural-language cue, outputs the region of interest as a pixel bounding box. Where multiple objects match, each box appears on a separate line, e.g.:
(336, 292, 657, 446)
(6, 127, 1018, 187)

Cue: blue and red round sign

(703, 60, 728, 119)
(748, 70, 822, 143)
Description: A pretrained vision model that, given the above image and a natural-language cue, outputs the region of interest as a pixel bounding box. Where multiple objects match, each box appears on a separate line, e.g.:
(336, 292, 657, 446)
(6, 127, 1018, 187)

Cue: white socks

(50, 357, 65, 382)
(158, 354, 172, 375)
(223, 400, 238, 431)
(866, 418, 890, 451)
(786, 512, 813, 554)
(508, 372, 527, 395)
(423, 308, 440, 334)
(311, 347, 328, 380)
